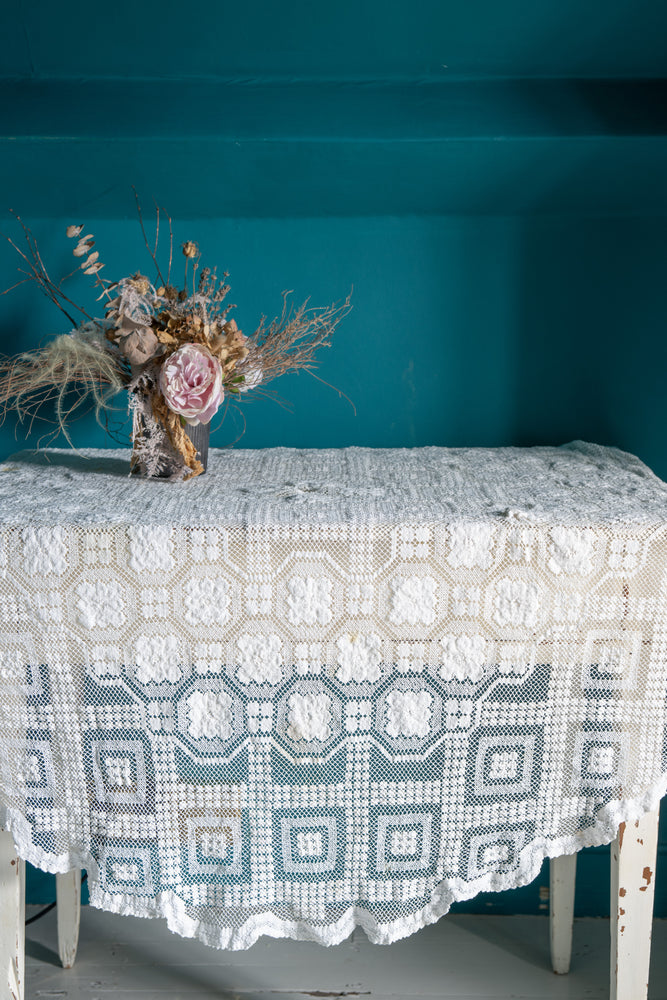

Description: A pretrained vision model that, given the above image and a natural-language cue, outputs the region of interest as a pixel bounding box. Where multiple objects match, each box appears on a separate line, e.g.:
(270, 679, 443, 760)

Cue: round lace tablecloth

(0, 441, 666, 948)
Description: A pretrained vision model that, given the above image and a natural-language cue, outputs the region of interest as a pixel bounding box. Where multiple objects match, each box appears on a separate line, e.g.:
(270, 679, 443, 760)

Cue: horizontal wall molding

(2, 78, 667, 141)
(2, 78, 667, 217)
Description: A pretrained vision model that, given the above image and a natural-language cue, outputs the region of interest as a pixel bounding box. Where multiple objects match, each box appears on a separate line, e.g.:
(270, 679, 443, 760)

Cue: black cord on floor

(25, 872, 88, 926)
(25, 900, 56, 925)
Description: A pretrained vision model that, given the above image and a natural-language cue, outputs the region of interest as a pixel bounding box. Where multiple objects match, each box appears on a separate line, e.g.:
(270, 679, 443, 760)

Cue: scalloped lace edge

(2, 774, 666, 950)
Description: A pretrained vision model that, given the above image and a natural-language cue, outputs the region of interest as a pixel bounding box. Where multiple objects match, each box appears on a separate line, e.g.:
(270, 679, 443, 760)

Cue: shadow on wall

(513, 215, 667, 481)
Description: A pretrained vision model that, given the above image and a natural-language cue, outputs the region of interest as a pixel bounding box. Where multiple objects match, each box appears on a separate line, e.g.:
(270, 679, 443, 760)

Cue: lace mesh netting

(0, 441, 666, 948)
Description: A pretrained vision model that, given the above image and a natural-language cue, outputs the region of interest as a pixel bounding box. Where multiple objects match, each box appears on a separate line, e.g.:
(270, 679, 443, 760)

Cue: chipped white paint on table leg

(549, 852, 577, 974)
(56, 870, 81, 969)
(610, 809, 659, 1000)
(0, 829, 25, 1000)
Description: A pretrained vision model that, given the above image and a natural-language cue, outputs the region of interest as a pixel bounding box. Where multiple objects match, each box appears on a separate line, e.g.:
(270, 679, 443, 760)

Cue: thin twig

(166, 210, 173, 286)
(0, 278, 30, 296)
(1, 223, 93, 324)
(133, 187, 166, 287)
(152, 199, 160, 260)
(305, 368, 357, 415)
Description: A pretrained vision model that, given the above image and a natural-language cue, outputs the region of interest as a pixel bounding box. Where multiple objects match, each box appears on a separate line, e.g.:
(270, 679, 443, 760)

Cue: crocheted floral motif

(492, 578, 540, 628)
(608, 537, 641, 572)
(444, 698, 474, 728)
(32, 590, 62, 623)
(236, 633, 284, 685)
(246, 582, 272, 616)
(391, 829, 418, 855)
(482, 843, 510, 865)
(347, 582, 373, 616)
(447, 523, 495, 570)
(183, 576, 230, 626)
(134, 634, 181, 684)
(81, 531, 113, 567)
(75, 579, 125, 629)
(497, 641, 534, 676)
(384, 688, 432, 738)
(296, 830, 323, 857)
(399, 525, 431, 560)
(193, 642, 224, 674)
(88, 644, 122, 678)
(389, 575, 437, 625)
(553, 591, 584, 623)
(140, 587, 169, 619)
(287, 575, 333, 626)
(186, 688, 233, 739)
(190, 528, 220, 563)
(335, 633, 382, 683)
(506, 528, 535, 564)
(287, 691, 332, 742)
(345, 699, 373, 732)
(547, 527, 596, 576)
(128, 526, 175, 573)
(19, 752, 43, 787)
(0, 648, 24, 681)
(21, 526, 68, 576)
(294, 642, 323, 675)
(488, 749, 519, 779)
(396, 641, 425, 673)
(104, 756, 133, 788)
(451, 585, 482, 618)
(246, 701, 273, 733)
(439, 634, 487, 681)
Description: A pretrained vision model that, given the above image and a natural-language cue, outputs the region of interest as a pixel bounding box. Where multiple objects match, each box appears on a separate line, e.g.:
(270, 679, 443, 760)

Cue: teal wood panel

(5, 0, 667, 80)
(2, 133, 667, 218)
(3, 78, 667, 218)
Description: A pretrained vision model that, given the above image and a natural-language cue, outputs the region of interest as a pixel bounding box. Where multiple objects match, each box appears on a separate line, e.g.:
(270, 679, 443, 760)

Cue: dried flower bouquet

(0, 203, 350, 479)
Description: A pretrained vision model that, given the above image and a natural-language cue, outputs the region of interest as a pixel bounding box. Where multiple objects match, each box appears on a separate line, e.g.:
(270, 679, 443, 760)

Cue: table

(0, 442, 666, 999)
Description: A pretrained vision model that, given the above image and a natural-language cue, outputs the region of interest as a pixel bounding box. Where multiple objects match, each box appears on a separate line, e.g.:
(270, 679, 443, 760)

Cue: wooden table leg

(56, 870, 81, 969)
(0, 830, 25, 1000)
(549, 852, 577, 973)
(610, 809, 659, 1000)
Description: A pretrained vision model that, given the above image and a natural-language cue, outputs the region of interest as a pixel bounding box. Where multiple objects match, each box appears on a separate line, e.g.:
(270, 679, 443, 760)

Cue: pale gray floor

(24, 907, 667, 1000)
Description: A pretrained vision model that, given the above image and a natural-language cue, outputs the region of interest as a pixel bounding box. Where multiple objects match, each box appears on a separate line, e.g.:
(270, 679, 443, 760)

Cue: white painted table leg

(0, 830, 25, 1000)
(56, 870, 81, 969)
(549, 852, 577, 974)
(610, 809, 659, 1000)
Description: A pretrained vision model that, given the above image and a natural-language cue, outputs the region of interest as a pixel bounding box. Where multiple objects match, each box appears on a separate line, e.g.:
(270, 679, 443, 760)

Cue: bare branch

(133, 187, 166, 286)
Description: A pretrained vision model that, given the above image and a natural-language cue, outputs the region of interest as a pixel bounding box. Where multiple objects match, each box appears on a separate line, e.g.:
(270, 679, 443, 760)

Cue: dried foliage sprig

(0, 326, 128, 447)
(0, 201, 351, 479)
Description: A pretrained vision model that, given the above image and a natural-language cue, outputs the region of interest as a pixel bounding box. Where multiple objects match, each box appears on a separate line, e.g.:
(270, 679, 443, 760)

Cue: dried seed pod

(118, 328, 159, 365)
(73, 242, 93, 257)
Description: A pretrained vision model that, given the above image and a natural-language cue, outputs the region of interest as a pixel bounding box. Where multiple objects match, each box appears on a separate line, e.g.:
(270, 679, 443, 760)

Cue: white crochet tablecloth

(1, 441, 667, 949)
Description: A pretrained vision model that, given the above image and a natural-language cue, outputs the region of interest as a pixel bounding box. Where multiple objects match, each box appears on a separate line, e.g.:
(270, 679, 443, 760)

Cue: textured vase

(185, 420, 211, 472)
(130, 393, 211, 478)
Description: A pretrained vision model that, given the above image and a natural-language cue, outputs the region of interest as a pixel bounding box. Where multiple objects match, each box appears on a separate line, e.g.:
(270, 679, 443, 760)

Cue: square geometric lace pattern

(0, 441, 666, 949)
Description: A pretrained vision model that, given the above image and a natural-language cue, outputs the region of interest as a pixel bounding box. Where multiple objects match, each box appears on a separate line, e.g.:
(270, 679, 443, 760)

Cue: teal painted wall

(3, 215, 667, 475)
(2, 0, 667, 918)
(4, 0, 667, 79)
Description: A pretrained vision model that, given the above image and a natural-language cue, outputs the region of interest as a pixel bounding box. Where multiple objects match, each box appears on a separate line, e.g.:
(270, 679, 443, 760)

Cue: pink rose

(159, 343, 223, 425)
